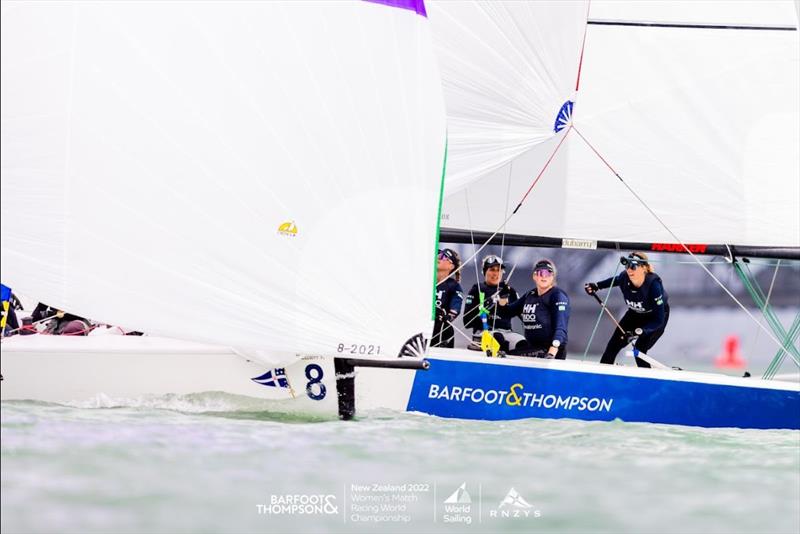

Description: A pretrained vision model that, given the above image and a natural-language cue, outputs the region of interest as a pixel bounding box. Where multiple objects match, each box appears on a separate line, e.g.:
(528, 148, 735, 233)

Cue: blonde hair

(630, 251, 654, 274)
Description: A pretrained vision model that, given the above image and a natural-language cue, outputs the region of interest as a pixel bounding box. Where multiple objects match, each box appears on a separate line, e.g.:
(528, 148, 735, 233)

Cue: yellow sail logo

(277, 221, 298, 237)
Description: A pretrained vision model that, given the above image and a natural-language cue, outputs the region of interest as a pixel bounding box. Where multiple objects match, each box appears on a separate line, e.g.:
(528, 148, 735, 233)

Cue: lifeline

(427, 383, 613, 412)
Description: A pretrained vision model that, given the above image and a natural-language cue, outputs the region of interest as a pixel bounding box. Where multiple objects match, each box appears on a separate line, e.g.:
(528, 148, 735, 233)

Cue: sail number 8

(336, 343, 381, 355)
(305, 364, 326, 401)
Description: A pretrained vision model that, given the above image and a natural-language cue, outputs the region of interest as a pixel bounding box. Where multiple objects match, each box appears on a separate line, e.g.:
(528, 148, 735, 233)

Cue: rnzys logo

(489, 488, 541, 519)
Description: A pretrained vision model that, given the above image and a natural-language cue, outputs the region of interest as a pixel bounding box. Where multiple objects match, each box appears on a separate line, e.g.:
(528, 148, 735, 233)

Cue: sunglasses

(534, 268, 554, 277)
(438, 251, 453, 262)
(620, 256, 647, 269)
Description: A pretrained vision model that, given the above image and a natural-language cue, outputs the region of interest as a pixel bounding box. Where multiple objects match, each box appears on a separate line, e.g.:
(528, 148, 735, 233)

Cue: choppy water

(2, 396, 799, 534)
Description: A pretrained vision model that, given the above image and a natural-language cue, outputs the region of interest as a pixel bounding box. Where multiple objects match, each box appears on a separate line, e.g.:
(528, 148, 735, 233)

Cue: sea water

(2, 396, 798, 534)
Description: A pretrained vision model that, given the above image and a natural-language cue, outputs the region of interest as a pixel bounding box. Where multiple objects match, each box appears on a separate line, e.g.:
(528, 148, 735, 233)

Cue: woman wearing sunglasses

(584, 251, 670, 368)
(432, 248, 464, 348)
(498, 259, 570, 359)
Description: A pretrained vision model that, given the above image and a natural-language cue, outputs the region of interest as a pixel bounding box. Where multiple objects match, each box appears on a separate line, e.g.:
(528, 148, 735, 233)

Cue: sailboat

(2, 1, 798, 429)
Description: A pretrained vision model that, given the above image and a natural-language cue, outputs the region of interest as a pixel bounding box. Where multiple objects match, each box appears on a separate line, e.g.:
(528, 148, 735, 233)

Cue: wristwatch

(551, 340, 561, 348)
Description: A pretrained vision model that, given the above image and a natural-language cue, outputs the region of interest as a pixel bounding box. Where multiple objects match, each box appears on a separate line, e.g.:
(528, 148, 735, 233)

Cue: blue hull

(407, 357, 800, 430)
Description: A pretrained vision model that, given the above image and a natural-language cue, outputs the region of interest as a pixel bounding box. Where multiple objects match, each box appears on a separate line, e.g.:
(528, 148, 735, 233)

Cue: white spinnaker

(439, 1, 800, 248)
(427, 0, 588, 195)
(1, 1, 446, 364)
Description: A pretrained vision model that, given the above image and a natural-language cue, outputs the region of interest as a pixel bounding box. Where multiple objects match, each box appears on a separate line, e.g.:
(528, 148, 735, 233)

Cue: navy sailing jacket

(434, 278, 463, 322)
(500, 287, 570, 347)
(463, 282, 519, 333)
(596, 272, 669, 335)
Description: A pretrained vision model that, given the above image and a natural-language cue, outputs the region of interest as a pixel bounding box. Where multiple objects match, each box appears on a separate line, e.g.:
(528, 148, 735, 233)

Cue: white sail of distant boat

(1, 0, 446, 365)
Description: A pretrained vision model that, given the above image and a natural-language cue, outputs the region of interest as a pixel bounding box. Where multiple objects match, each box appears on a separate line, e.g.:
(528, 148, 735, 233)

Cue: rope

(572, 125, 793, 356)
(438, 127, 573, 286)
(581, 262, 622, 361)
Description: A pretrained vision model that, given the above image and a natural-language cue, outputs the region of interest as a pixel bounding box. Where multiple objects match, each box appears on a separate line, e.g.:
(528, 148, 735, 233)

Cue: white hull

(2, 335, 798, 429)
(0, 335, 411, 417)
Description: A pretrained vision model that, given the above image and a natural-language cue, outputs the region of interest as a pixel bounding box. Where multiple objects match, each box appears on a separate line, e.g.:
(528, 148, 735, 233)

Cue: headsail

(435, 0, 799, 250)
(0, 1, 447, 363)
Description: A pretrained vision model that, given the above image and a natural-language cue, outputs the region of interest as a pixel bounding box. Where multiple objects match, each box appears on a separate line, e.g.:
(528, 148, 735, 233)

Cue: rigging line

(582, 261, 622, 362)
(572, 125, 794, 358)
(575, 0, 592, 91)
(439, 127, 572, 286)
(441, 318, 478, 348)
(463, 189, 483, 286)
(747, 259, 782, 363)
(513, 125, 573, 214)
(493, 161, 515, 332)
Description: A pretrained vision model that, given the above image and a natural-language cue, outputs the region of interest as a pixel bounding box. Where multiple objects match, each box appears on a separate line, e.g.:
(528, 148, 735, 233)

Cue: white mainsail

(434, 0, 800, 248)
(1, 1, 446, 363)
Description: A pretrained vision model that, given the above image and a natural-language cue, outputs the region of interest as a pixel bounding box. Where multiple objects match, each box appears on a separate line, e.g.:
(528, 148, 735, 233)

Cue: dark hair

(439, 248, 462, 282)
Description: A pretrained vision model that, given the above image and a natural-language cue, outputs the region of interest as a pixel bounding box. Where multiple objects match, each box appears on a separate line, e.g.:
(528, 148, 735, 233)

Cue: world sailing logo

(251, 368, 289, 388)
(442, 483, 473, 525)
(444, 483, 471, 504)
(277, 221, 298, 237)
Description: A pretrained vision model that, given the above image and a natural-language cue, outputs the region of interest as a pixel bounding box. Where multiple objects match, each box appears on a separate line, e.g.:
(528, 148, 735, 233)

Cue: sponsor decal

(561, 238, 597, 250)
(651, 243, 707, 253)
(427, 383, 613, 412)
(251, 368, 290, 388)
(277, 221, 298, 237)
(626, 299, 646, 312)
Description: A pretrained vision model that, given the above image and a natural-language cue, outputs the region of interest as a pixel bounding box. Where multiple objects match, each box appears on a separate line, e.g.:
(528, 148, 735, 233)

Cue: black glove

(498, 282, 510, 300)
(435, 307, 446, 322)
(584, 282, 598, 295)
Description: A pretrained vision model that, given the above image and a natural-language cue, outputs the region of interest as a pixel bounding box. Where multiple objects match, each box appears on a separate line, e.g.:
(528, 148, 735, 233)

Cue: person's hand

(547, 345, 558, 358)
(584, 283, 598, 295)
(435, 307, 446, 321)
(498, 282, 511, 300)
(55, 310, 65, 319)
(497, 298, 509, 307)
(447, 311, 458, 323)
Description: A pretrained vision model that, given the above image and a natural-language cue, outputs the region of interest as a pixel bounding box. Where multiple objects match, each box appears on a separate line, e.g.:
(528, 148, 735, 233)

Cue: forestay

(435, 0, 799, 248)
(0, 1, 446, 364)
